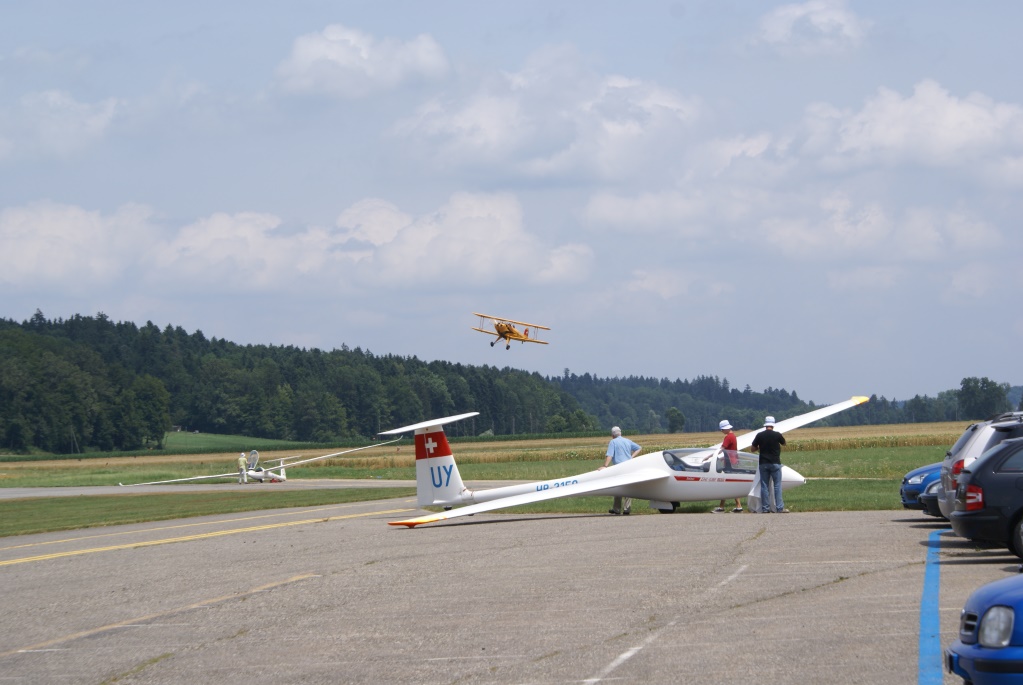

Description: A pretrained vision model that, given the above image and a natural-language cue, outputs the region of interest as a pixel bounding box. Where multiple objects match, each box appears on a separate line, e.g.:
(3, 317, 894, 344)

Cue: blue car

(946, 574, 1023, 684)
(901, 462, 942, 510)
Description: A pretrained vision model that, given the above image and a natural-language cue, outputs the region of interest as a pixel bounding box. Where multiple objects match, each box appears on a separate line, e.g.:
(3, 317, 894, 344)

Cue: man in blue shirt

(600, 426, 641, 515)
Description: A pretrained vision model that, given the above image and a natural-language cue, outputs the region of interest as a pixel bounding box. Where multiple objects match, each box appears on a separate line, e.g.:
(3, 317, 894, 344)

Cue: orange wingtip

(388, 515, 444, 528)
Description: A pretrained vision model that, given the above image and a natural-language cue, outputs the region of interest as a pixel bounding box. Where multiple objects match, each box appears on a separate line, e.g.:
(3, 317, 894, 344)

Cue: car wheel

(1011, 518, 1023, 559)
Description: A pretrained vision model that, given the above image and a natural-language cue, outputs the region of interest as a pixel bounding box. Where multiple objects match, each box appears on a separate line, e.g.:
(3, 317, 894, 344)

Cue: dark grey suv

(950, 437, 1023, 557)
(938, 413, 1023, 522)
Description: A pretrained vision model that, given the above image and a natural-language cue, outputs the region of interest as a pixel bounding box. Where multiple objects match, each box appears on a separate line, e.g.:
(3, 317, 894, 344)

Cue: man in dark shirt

(751, 416, 789, 513)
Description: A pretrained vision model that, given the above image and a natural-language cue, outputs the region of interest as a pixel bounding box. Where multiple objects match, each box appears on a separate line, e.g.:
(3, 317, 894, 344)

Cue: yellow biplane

(471, 312, 550, 350)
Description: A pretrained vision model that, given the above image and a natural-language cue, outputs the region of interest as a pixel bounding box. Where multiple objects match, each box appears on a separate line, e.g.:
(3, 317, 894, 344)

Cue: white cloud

(0, 202, 156, 287)
(583, 190, 707, 232)
(760, 195, 1004, 265)
(0, 90, 120, 158)
(946, 263, 996, 299)
(394, 47, 701, 181)
(756, 0, 869, 55)
(761, 193, 890, 257)
(397, 94, 528, 159)
(626, 268, 697, 300)
(805, 80, 1023, 168)
(826, 266, 902, 291)
(368, 192, 592, 286)
(151, 211, 354, 291)
(944, 212, 1002, 249)
(276, 23, 449, 98)
(336, 198, 413, 246)
(145, 193, 591, 293)
(701, 133, 774, 175)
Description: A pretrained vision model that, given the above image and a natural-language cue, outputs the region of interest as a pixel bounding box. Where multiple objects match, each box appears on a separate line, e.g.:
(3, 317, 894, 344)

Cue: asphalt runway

(0, 494, 1012, 684)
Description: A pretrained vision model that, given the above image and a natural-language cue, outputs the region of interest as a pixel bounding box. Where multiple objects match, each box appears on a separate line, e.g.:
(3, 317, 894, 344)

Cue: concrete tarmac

(0, 498, 1010, 684)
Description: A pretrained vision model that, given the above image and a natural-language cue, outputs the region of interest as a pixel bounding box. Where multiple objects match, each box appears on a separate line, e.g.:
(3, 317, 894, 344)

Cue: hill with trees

(0, 311, 1017, 454)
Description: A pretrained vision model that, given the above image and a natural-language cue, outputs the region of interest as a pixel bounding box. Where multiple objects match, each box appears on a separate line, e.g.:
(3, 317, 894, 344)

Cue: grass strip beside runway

(0, 488, 415, 537)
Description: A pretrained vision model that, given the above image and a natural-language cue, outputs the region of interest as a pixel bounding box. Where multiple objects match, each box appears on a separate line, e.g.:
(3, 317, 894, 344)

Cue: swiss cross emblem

(423, 437, 437, 455)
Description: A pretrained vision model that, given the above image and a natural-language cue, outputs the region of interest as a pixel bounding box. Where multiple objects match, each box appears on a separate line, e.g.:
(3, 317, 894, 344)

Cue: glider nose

(781, 465, 805, 486)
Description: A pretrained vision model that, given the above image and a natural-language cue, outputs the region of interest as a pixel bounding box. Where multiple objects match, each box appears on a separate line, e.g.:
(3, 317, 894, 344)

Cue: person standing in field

(237, 452, 248, 484)
(599, 426, 641, 515)
(712, 419, 743, 513)
(751, 416, 789, 513)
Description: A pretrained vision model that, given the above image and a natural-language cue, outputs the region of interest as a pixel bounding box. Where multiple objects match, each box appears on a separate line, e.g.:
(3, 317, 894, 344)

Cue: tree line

(0, 311, 1018, 454)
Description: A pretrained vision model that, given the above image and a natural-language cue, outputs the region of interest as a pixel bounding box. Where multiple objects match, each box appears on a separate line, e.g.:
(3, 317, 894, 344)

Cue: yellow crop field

(0, 421, 968, 481)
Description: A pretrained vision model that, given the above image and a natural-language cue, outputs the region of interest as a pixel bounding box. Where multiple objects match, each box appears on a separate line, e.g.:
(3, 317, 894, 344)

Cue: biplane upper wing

(734, 396, 870, 451)
(472, 313, 551, 330)
(388, 467, 668, 528)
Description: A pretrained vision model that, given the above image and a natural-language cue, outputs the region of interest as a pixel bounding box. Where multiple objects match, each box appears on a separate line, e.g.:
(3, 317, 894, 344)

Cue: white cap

(611, 426, 621, 437)
(764, 416, 776, 427)
(719, 420, 733, 430)
(240, 452, 246, 457)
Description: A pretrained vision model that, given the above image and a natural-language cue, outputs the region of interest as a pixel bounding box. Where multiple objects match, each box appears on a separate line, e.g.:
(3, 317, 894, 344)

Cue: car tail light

(965, 484, 984, 511)
(951, 458, 964, 489)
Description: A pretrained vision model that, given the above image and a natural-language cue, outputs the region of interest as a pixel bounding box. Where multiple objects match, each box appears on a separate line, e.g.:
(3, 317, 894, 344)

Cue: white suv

(937, 412, 1023, 522)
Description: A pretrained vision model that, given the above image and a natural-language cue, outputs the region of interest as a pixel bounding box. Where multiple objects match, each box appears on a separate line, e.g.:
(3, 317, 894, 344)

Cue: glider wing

(119, 438, 403, 486)
(734, 395, 870, 451)
(119, 472, 242, 486)
(389, 467, 668, 528)
(262, 437, 403, 469)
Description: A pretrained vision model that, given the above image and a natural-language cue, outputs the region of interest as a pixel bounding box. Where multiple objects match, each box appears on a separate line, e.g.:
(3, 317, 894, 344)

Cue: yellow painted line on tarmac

(0, 573, 321, 658)
(0, 509, 413, 567)
(0, 499, 418, 553)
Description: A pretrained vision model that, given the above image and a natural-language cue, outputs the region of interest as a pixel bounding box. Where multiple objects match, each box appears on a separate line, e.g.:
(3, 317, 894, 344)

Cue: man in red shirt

(712, 420, 743, 513)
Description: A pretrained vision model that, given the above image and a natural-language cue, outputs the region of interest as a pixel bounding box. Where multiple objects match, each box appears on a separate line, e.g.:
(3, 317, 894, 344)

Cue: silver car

(938, 412, 1023, 522)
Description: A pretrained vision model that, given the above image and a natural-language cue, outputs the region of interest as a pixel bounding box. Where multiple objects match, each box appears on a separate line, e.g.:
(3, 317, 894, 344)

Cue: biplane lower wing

(471, 326, 548, 344)
(388, 468, 668, 528)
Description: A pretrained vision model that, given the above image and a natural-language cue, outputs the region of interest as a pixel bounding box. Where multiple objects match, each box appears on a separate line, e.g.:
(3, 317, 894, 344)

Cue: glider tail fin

(413, 425, 467, 507)
(380, 412, 478, 508)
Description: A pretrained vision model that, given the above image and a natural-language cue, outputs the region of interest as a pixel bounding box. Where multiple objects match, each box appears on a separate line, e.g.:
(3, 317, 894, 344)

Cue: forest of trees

(0, 311, 1018, 454)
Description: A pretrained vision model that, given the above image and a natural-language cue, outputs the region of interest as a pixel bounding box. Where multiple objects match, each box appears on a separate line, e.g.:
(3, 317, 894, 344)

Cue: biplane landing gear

(506, 344, 510, 350)
(490, 341, 495, 347)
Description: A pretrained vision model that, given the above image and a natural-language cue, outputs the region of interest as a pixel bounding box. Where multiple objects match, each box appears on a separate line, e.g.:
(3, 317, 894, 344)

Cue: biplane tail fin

(379, 412, 478, 507)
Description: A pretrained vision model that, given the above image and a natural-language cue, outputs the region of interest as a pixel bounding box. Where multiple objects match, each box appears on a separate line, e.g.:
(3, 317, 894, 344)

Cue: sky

(2, 1, 1021, 406)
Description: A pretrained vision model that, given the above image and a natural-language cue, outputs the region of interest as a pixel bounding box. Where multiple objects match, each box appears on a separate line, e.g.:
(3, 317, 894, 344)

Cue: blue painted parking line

(919, 528, 951, 685)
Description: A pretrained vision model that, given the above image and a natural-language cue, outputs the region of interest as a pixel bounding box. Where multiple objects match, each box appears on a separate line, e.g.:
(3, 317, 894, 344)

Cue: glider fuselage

(439, 449, 802, 507)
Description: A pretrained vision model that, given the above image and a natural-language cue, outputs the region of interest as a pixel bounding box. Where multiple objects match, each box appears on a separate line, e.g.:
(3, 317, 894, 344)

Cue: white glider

(118, 439, 401, 486)
(385, 397, 870, 527)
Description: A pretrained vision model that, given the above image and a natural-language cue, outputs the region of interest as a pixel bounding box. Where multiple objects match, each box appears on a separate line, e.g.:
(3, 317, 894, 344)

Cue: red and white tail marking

(415, 430, 452, 460)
